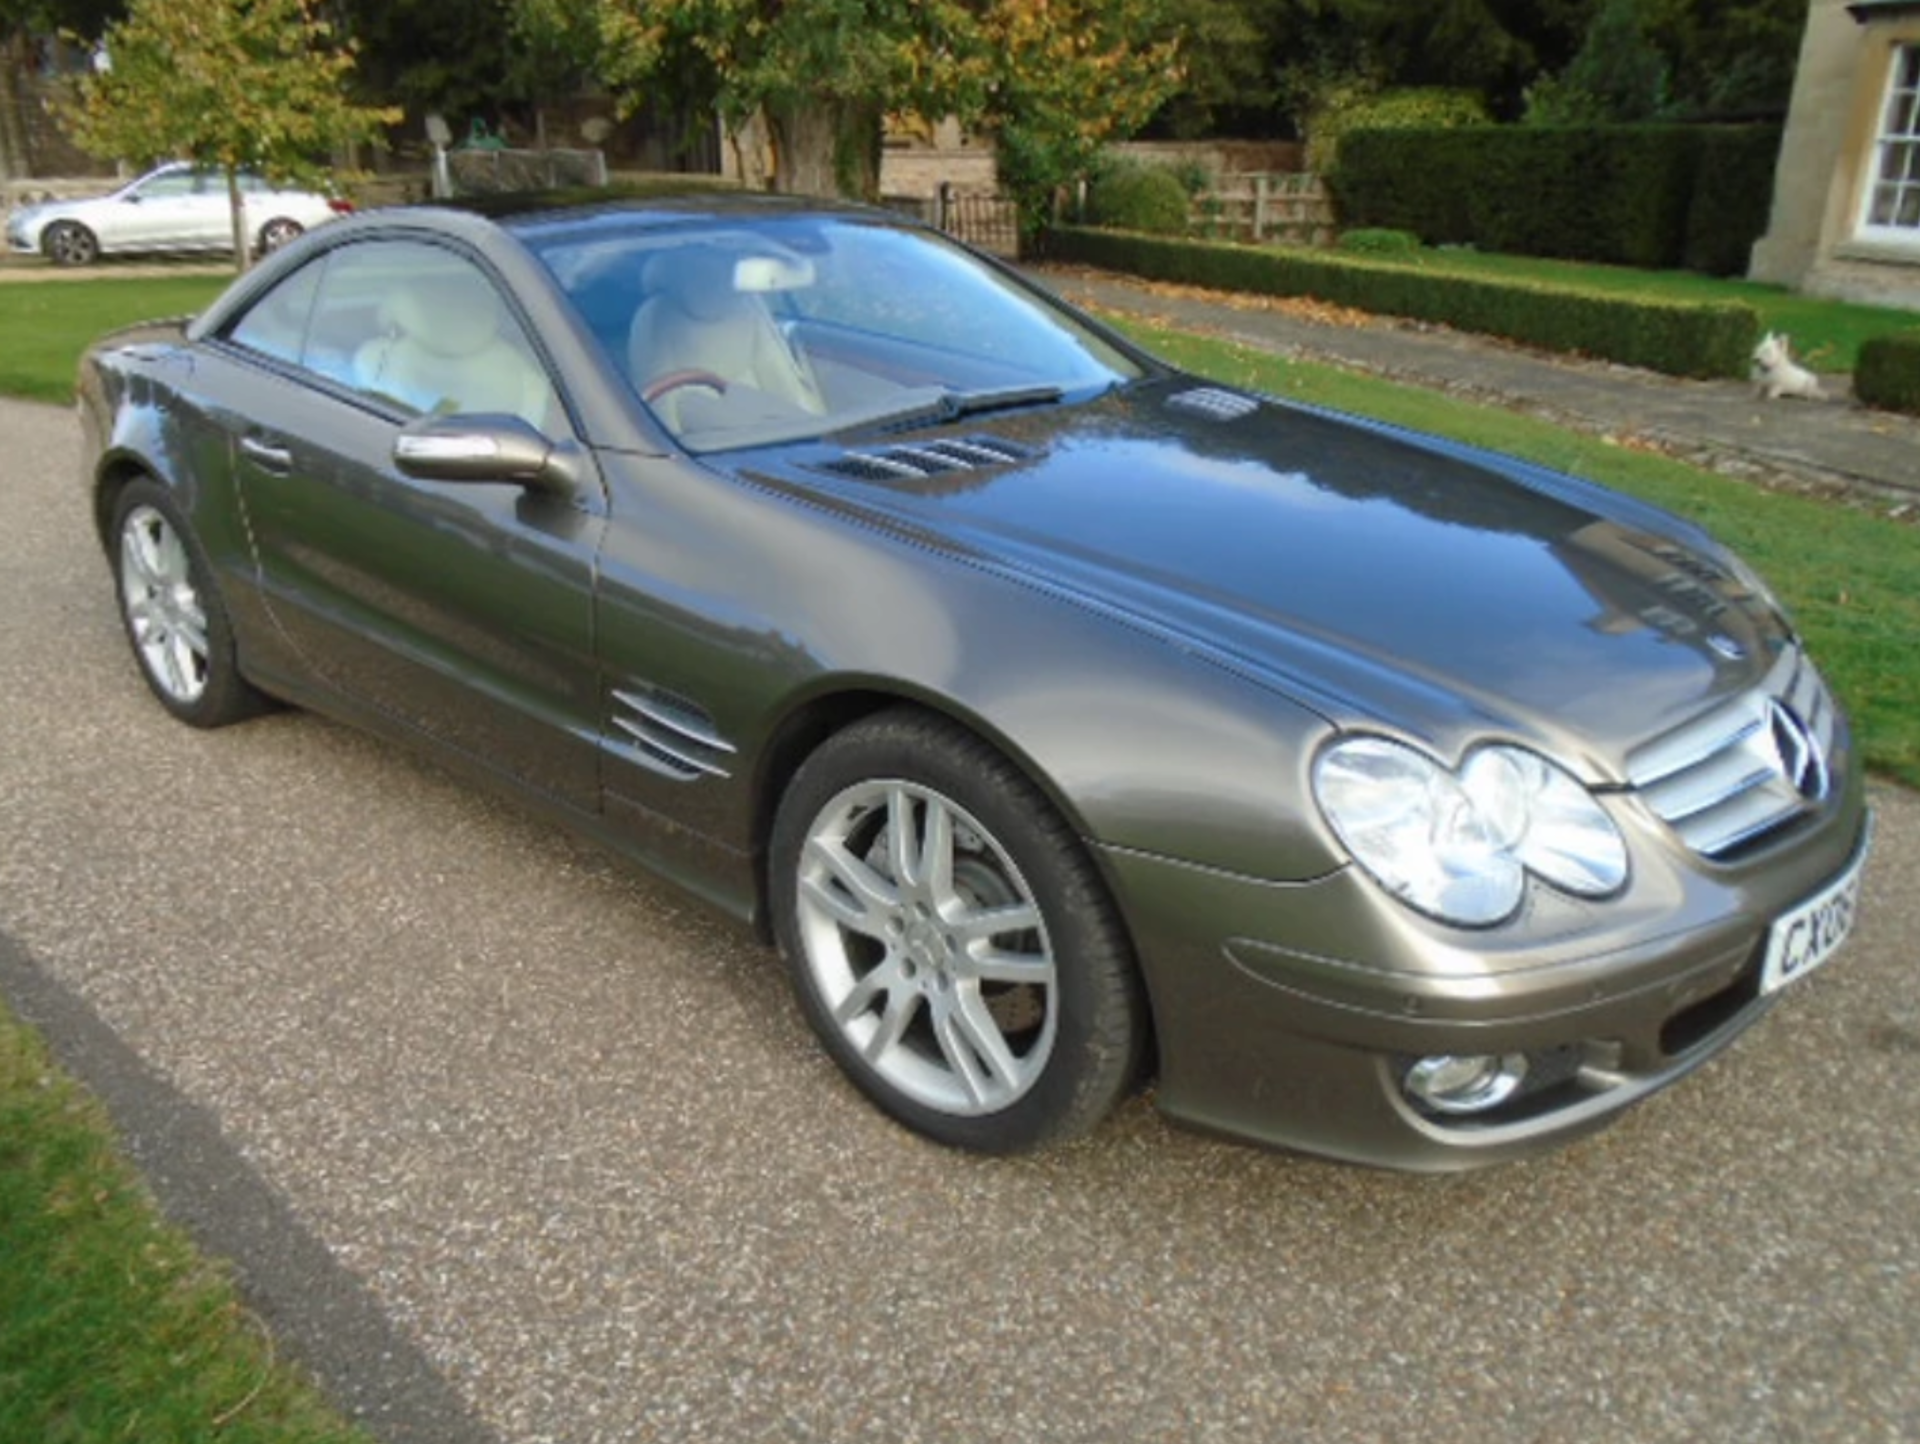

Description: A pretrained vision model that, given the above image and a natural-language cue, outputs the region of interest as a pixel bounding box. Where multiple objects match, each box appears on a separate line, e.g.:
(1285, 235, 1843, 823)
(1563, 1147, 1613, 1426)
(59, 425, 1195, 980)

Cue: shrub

(1047, 225, 1759, 379)
(1342, 86, 1494, 130)
(1305, 85, 1491, 174)
(1308, 86, 1492, 174)
(1337, 228, 1421, 257)
(1855, 330, 1920, 416)
(1084, 161, 1191, 236)
(1331, 123, 1783, 276)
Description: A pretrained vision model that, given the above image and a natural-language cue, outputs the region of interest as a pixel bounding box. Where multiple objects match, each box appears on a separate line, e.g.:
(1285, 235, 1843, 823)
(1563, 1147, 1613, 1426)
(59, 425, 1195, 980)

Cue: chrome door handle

(239, 435, 293, 472)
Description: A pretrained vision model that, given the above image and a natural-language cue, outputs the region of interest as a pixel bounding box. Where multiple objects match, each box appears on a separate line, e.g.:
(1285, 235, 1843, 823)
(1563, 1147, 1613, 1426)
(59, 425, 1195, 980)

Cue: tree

(0, 0, 120, 179)
(515, 0, 978, 199)
(338, 0, 594, 149)
(1144, 0, 1290, 138)
(1523, 0, 1670, 125)
(62, 0, 397, 269)
(514, 0, 1179, 217)
(984, 0, 1182, 237)
(1642, 0, 1804, 118)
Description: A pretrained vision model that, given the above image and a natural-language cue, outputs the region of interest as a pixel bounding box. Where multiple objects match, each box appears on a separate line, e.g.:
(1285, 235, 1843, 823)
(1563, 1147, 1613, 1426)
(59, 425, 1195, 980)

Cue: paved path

(2, 394, 1918, 1443)
(1038, 265, 1920, 508)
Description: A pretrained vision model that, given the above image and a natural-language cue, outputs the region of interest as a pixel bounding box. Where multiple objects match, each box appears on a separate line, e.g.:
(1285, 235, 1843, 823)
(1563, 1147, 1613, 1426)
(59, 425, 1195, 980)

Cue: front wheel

(111, 479, 267, 728)
(771, 709, 1147, 1152)
(42, 221, 98, 267)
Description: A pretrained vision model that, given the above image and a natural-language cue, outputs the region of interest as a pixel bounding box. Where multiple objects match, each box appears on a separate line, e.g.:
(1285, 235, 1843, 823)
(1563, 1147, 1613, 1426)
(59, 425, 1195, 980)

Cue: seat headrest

(645, 246, 750, 323)
(384, 270, 505, 358)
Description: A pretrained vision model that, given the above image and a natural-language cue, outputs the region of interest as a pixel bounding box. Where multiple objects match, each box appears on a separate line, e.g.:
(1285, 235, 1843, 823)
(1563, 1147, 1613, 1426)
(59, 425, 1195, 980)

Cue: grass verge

(0, 276, 229, 403)
(1347, 248, 1916, 374)
(0, 996, 369, 1443)
(1112, 315, 1920, 790)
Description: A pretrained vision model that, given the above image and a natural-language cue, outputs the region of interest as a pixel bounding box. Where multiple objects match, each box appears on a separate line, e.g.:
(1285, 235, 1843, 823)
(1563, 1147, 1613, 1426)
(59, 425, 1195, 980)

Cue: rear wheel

(110, 479, 267, 728)
(771, 708, 1146, 1152)
(43, 221, 98, 267)
(257, 217, 303, 255)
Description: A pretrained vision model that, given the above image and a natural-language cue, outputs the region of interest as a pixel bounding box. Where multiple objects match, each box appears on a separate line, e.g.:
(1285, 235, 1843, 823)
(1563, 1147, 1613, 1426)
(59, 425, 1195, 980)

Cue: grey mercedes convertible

(78, 192, 1868, 1170)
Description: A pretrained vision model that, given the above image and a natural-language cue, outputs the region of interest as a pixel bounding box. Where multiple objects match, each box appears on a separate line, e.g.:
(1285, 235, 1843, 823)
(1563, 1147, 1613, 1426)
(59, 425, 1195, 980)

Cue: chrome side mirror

(392, 413, 579, 496)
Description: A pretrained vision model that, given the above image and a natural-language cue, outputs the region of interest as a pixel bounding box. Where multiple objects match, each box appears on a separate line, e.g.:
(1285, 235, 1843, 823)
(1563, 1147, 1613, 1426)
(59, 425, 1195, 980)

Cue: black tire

(110, 479, 268, 728)
(771, 707, 1146, 1152)
(257, 217, 304, 255)
(42, 220, 98, 267)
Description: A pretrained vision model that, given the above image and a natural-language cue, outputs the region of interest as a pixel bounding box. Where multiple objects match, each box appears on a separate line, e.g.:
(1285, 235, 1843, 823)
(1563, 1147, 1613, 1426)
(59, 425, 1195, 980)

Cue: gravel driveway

(2, 395, 1916, 1443)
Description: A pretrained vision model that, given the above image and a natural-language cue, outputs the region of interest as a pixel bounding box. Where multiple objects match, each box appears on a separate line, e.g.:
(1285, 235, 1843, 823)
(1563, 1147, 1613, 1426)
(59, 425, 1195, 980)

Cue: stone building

(1751, 0, 1920, 308)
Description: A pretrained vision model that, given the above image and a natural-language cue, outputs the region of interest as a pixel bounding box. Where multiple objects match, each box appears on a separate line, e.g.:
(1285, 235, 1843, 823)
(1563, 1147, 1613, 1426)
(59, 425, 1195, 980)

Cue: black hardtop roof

(428, 183, 904, 236)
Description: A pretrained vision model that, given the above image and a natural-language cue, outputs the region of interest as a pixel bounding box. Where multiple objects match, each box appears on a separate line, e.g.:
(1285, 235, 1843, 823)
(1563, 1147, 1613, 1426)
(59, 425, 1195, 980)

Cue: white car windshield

(530, 215, 1142, 452)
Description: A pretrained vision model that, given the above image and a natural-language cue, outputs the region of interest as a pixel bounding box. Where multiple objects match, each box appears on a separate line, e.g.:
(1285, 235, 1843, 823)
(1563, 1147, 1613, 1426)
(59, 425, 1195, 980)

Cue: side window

(226, 257, 325, 366)
(305, 240, 561, 430)
(138, 172, 197, 200)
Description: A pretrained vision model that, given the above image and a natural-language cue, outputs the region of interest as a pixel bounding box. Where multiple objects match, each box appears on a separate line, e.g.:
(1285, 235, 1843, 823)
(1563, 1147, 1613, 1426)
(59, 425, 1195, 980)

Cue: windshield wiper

(861, 383, 1065, 436)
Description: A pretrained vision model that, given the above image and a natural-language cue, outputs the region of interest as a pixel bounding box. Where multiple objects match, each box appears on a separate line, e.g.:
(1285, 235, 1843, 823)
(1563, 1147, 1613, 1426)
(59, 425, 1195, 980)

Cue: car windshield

(527, 214, 1144, 452)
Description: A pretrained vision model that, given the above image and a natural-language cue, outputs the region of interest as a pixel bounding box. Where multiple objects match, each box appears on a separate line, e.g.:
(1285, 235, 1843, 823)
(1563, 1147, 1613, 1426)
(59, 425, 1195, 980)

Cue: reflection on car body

(76, 192, 1869, 1170)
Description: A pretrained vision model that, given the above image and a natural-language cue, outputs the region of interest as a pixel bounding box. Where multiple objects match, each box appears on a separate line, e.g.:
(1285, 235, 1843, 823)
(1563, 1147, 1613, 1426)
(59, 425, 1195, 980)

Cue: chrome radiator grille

(1626, 647, 1837, 859)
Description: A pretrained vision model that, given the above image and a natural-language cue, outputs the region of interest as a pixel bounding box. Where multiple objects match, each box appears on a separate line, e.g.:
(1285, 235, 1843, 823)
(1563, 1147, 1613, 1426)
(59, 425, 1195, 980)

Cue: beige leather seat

(352, 268, 553, 427)
(626, 247, 822, 432)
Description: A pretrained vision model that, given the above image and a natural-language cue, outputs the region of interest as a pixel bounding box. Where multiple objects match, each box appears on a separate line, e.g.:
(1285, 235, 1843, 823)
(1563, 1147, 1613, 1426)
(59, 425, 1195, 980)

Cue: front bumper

(1100, 766, 1870, 1172)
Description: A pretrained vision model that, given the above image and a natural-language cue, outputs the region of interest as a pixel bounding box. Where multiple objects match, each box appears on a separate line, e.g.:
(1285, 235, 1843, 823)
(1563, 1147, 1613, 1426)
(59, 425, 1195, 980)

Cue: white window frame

(1857, 41, 1920, 247)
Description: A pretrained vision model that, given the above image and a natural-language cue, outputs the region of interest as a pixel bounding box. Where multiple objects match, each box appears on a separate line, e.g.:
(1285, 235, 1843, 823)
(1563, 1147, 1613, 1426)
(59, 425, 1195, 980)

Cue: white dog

(1751, 331, 1825, 401)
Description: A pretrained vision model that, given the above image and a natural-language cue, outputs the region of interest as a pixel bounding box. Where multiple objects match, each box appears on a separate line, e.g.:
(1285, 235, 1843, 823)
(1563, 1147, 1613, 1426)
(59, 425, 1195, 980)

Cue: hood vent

(1167, 387, 1260, 422)
(810, 435, 1036, 483)
(611, 684, 735, 782)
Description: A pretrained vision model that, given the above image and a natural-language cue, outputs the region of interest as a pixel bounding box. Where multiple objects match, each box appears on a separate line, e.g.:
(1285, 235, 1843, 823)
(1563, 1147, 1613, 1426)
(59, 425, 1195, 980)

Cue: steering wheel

(642, 369, 729, 404)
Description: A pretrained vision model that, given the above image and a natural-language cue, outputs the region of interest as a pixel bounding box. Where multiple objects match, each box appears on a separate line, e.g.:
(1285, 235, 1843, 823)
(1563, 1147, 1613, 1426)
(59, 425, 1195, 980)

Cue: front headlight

(1313, 737, 1628, 927)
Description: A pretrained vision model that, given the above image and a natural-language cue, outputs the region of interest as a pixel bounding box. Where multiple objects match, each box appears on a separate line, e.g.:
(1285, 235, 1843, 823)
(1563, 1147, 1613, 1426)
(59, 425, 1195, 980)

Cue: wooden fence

(1190, 173, 1335, 247)
(885, 171, 1335, 256)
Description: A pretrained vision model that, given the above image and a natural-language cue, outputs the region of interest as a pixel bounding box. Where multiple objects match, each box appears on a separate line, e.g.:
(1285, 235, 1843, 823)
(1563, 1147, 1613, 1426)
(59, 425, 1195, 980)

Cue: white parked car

(5, 162, 351, 266)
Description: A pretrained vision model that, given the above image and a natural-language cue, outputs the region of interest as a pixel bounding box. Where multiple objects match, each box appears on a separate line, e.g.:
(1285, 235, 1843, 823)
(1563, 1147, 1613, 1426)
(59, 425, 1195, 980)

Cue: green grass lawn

(1345, 247, 1919, 374)
(1115, 316, 1920, 791)
(0, 276, 230, 404)
(0, 998, 371, 1444)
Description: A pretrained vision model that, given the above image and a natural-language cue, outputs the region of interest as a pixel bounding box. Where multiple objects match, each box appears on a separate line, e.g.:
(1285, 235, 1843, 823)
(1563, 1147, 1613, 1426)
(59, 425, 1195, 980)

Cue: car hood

(754, 379, 1793, 780)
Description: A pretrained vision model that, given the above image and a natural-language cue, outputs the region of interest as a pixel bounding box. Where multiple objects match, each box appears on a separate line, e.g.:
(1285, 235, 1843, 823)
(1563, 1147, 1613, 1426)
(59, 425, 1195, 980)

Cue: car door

(204, 237, 607, 810)
(112, 169, 206, 250)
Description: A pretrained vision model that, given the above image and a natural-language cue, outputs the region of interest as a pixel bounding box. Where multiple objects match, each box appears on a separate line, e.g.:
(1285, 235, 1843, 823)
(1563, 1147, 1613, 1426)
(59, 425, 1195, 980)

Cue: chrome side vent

(1627, 647, 1837, 859)
(610, 684, 736, 782)
(1167, 386, 1260, 422)
(810, 435, 1035, 483)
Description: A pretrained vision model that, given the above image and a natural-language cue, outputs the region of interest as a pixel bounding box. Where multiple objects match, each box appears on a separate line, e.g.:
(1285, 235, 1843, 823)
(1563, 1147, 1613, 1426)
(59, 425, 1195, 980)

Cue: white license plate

(1760, 841, 1868, 995)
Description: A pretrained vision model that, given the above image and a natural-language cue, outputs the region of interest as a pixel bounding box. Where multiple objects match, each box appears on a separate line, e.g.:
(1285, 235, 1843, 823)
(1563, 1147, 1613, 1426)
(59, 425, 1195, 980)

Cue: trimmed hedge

(1683, 126, 1787, 276)
(1048, 226, 1759, 379)
(1855, 330, 1920, 416)
(1330, 124, 1783, 276)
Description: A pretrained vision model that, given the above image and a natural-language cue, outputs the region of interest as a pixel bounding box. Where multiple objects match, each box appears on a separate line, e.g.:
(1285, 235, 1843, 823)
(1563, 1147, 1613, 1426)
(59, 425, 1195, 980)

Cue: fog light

(1403, 1053, 1529, 1116)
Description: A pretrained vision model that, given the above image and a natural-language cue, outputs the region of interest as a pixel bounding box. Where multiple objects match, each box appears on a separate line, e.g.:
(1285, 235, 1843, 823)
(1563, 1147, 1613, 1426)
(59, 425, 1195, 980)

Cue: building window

(1861, 42, 1920, 241)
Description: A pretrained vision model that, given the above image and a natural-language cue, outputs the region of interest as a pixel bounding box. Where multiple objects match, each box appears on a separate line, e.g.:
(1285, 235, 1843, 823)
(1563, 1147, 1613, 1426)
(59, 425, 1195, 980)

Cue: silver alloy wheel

(119, 503, 211, 705)
(259, 218, 303, 252)
(794, 778, 1058, 1116)
(44, 221, 97, 266)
